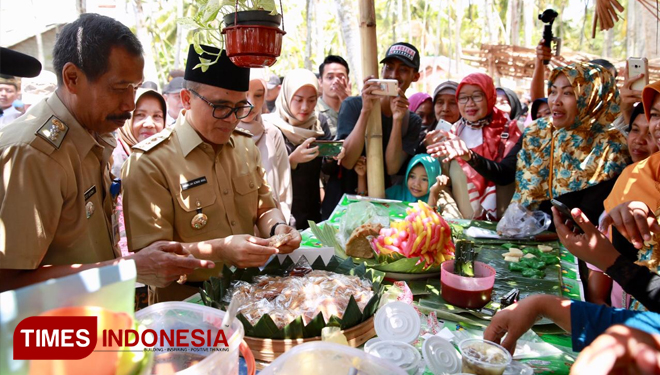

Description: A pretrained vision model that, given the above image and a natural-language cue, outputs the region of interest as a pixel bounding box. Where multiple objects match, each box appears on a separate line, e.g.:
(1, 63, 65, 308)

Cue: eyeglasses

(188, 89, 253, 120)
(457, 92, 486, 104)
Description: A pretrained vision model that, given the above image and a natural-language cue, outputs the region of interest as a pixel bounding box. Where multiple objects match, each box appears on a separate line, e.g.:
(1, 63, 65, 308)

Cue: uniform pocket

(232, 173, 259, 224)
(173, 182, 218, 238)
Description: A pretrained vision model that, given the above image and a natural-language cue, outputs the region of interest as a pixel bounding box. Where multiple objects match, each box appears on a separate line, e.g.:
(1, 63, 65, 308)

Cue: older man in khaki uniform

(0, 14, 213, 292)
(122, 45, 301, 303)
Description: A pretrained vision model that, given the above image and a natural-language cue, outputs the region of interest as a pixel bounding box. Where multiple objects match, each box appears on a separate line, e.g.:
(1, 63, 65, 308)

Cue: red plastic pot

(222, 24, 286, 68)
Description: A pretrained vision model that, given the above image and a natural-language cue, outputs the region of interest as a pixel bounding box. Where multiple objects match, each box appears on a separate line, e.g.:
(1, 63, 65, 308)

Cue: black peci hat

(184, 44, 249, 92)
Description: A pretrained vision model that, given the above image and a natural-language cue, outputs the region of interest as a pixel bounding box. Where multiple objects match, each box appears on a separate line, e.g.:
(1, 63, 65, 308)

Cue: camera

(538, 9, 561, 65)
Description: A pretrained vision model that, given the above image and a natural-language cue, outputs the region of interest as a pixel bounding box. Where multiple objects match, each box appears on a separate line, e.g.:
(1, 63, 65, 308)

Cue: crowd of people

(1, 12, 660, 373)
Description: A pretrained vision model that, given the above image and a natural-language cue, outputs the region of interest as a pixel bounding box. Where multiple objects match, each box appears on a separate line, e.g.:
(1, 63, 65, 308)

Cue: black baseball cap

(380, 42, 420, 71)
(0, 47, 41, 78)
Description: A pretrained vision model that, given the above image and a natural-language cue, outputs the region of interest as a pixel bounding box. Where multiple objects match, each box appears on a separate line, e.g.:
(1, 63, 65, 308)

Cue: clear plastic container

(440, 261, 496, 309)
(259, 342, 407, 375)
(458, 339, 512, 375)
(134, 302, 244, 375)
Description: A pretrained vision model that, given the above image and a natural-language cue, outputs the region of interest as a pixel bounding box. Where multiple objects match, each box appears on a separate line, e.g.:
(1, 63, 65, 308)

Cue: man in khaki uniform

(122, 45, 301, 303)
(0, 14, 213, 292)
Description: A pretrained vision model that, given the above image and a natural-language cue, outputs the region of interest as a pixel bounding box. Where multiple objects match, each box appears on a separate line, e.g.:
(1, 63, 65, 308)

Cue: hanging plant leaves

(200, 255, 384, 339)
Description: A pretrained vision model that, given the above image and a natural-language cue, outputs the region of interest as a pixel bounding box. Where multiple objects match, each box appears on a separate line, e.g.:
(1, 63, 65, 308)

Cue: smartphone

(550, 199, 583, 234)
(368, 79, 398, 96)
(435, 119, 453, 132)
(628, 57, 649, 91)
(311, 140, 343, 157)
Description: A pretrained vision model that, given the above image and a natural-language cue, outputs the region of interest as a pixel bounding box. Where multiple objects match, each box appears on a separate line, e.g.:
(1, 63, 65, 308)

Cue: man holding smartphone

(321, 42, 423, 218)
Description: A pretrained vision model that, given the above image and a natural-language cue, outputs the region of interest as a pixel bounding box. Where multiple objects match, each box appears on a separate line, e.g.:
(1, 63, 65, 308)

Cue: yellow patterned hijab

(513, 62, 630, 209)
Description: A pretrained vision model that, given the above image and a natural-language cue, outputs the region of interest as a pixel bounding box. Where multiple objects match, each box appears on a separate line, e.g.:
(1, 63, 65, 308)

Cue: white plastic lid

(374, 301, 420, 344)
(504, 361, 534, 375)
(422, 336, 461, 375)
(366, 340, 421, 374)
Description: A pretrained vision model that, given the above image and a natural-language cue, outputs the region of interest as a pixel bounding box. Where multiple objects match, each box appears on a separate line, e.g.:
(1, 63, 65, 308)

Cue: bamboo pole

(358, 0, 385, 198)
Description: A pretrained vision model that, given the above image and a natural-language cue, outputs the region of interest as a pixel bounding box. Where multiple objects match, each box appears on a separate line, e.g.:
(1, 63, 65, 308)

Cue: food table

(296, 194, 583, 374)
(182, 194, 585, 374)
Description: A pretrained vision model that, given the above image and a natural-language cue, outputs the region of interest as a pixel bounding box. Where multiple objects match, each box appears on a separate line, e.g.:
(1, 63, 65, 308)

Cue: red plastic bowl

(222, 25, 286, 68)
(440, 260, 496, 309)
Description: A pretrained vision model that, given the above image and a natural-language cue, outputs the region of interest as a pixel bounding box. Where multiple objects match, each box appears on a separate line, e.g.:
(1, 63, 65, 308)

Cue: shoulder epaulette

(35, 115, 68, 149)
(132, 129, 172, 152)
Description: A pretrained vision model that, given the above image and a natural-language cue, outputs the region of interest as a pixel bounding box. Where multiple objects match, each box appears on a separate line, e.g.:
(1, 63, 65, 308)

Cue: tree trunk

(133, 0, 159, 84)
(333, 0, 362, 89)
(626, 0, 636, 57)
(523, 0, 533, 47)
(405, 0, 412, 43)
(174, 0, 184, 69)
(511, 0, 520, 46)
(505, 0, 513, 45)
(603, 28, 614, 58)
(641, 2, 660, 59)
(455, 0, 463, 77)
(305, 0, 313, 71)
(358, 0, 385, 198)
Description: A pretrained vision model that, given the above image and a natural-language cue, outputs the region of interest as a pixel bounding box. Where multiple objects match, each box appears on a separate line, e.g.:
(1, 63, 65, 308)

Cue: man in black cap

(162, 76, 185, 126)
(321, 42, 423, 218)
(121, 44, 301, 303)
(0, 14, 213, 293)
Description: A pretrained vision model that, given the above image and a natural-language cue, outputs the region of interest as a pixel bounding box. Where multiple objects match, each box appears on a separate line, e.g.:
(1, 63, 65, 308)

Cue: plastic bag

(496, 203, 551, 238)
(338, 201, 390, 246)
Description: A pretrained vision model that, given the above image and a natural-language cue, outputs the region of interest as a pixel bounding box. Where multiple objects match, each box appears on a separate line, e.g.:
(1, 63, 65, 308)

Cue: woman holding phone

(429, 62, 630, 227)
(263, 69, 333, 230)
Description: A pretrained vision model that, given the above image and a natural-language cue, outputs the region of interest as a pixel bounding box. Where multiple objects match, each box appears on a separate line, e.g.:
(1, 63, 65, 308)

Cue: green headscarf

(386, 154, 441, 203)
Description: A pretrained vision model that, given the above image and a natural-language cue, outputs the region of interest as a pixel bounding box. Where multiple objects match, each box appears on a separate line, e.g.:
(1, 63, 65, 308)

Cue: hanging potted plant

(180, 0, 286, 69)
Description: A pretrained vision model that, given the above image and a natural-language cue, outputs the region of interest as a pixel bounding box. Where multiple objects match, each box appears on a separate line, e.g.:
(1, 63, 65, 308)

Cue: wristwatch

(270, 222, 287, 237)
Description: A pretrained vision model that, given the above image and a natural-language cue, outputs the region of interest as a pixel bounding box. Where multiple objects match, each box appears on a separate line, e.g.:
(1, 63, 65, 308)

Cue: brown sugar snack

(345, 223, 382, 259)
(269, 232, 294, 248)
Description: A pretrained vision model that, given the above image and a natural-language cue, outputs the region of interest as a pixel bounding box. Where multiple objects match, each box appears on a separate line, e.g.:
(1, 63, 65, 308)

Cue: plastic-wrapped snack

(225, 280, 254, 303)
(237, 298, 273, 325)
(228, 270, 374, 329)
(285, 256, 313, 277)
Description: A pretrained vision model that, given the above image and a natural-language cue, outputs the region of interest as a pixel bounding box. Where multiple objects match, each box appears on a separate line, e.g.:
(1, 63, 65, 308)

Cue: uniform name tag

(84, 186, 97, 201)
(181, 177, 208, 191)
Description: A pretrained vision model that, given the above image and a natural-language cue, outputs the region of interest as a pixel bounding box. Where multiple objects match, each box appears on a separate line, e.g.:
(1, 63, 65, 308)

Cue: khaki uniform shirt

(0, 94, 118, 269)
(316, 97, 338, 138)
(121, 112, 277, 302)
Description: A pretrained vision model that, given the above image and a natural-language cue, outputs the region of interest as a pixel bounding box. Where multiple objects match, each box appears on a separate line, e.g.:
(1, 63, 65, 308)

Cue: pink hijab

(409, 92, 432, 113)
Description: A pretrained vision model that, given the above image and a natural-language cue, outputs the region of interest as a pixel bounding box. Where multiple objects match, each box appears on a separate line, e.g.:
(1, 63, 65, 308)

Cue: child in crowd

(354, 154, 462, 218)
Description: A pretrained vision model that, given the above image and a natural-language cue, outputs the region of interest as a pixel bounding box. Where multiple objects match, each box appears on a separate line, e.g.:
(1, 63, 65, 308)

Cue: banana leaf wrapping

(309, 220, 465, 274)
(199, 255, 384, 339)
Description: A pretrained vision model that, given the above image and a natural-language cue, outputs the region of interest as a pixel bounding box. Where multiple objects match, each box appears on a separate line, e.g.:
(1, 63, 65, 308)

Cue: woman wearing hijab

(239, 73, 293, 225)
(435, 73, 522, 220)
(409, 93, 435, 129)
(565, 80, 660, 312)
(530, 98, 551, 120)
(495, 87, 523, 121)
(111, 88, 167, 256)
(432, 81, 461, 126)
(111, 88, 167, 177)
(263, 68, 332, 230)
(430, 63, 629, 226)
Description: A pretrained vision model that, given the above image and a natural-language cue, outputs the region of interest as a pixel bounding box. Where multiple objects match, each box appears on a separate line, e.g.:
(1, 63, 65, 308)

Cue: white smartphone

(368, 79, 398, 96)
(435, 119, 453, 132)
(628, 57, 649, 91)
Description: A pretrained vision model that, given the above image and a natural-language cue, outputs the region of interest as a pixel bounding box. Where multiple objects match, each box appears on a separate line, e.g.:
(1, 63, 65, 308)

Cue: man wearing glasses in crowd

(121, 45, 300, 303)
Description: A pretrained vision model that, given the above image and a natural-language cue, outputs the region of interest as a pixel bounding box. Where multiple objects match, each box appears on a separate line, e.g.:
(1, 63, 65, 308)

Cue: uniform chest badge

(191, 199, 208, 229)
(85, 201, 95, 218)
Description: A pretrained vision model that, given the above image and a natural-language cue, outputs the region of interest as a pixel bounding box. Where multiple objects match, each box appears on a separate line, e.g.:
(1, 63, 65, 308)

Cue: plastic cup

(440, 261, 496, 309)
(458, 339, 511, 375)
